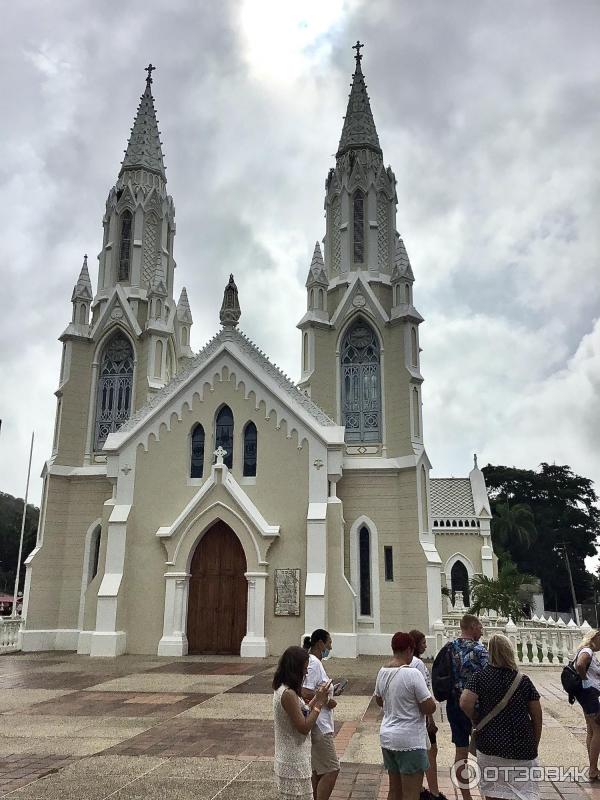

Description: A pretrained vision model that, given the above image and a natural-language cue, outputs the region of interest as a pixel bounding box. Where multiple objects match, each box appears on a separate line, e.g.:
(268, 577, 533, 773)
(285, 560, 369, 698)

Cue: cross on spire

(145, 63, 155, 85)
(352, 40, 364, 64)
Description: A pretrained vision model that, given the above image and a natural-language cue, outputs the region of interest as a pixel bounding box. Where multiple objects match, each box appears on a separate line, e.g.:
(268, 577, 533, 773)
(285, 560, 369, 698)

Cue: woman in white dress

(273, 645, 331, 800)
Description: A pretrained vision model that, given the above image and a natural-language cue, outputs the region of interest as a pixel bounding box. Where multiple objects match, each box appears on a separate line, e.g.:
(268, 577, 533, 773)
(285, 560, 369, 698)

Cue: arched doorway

(451, 560, 470, 607)
(187, 521, 248, 654)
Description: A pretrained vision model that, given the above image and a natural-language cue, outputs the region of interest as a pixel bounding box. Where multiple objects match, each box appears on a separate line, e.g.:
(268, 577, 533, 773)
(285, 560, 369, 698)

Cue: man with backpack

(431, 614, 488, 800)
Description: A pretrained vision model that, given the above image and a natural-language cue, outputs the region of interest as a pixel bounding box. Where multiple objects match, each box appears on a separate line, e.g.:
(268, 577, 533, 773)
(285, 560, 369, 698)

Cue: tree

(468, 563, 535, 621)
(482, 463, 599, 611)
(0, 492, 39, 602)
(491, 502, 537, 568)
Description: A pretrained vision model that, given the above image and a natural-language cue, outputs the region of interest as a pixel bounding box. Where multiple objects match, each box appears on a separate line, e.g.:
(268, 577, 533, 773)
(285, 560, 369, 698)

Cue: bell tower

(298, 44, 425, 460)
(52, 66, 195, 467)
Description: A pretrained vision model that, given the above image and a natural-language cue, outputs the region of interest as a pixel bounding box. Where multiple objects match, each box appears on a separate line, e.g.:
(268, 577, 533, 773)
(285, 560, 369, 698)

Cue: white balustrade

(438, 609, 590, 666)
(0, 617, 24, 652)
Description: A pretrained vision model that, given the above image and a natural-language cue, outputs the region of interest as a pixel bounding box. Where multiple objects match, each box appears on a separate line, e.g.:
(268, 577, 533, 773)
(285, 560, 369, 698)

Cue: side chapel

(22, 48, 496, 658)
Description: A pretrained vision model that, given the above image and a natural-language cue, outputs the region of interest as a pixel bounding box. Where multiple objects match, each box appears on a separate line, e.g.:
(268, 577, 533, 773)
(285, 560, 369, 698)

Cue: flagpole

(11, 431, 34, 619)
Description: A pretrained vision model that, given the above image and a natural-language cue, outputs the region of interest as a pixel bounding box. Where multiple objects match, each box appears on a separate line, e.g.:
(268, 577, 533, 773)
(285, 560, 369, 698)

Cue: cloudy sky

(2, 1, 599, 559)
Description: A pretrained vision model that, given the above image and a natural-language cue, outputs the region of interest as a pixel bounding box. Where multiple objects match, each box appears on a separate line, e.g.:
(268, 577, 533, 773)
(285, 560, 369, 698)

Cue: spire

(120, 64, 166, 180)
(71, 254, 93, 301)
(337, 42, 381, 158)
(176, 287, 193, 323)
(391, 237, 414, 282)
(220, 274, 241, 328)
(306, 241, 328, 287)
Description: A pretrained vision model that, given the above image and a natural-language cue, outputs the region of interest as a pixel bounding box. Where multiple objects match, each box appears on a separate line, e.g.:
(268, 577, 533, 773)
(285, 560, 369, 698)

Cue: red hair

(391, 631, 415, 653)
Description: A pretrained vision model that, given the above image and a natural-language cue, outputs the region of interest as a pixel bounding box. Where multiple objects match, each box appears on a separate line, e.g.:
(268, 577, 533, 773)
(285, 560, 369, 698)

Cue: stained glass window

(341, 320, 381, 443)
(190, 424, 205, 478)
(215, 406, 234, 469)
(243, 422, 257, 477)
(94, 333, 134, 449)
(118, 211, 133, 282)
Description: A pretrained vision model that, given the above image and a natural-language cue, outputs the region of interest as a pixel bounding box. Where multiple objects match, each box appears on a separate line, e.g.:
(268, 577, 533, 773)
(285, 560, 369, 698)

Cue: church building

(21, 48, 496, 658)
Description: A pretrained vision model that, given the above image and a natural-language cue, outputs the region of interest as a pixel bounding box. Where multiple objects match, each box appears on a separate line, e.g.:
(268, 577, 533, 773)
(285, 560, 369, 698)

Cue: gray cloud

(1, 0, 599, 570)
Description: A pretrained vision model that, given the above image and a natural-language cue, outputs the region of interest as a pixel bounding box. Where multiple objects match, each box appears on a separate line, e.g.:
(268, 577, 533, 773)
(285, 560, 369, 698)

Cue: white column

(158, 572, 191, 656)
(240, 571, 269, 657)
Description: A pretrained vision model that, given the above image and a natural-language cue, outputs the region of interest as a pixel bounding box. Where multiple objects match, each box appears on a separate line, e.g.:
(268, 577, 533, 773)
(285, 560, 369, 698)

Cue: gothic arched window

(411, 327, 418, 366)
(451, 560, 470, 606)
(90, 527, 101, 582)
(118, 210, 133, 282)
(359, 526, 371, 616)
(154, 339, 163, 378)
(190, 424, 205, 479)
(94, 333, 134, 449)
(243, 422, 257, 477)
(412, 387, 421, 438)
(341, 319, 381, 443)
(353, 190, 365, 263)
(215, 405, 234, 469)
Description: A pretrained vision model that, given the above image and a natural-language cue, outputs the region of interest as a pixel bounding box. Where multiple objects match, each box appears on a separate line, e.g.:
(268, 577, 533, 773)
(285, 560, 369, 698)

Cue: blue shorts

(576, 686, 600, 716)
(446, 695, 472, 747)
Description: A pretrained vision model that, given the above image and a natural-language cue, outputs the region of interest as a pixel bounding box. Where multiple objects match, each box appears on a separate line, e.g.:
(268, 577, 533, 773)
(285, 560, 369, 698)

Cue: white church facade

(21, 49, 496, 659)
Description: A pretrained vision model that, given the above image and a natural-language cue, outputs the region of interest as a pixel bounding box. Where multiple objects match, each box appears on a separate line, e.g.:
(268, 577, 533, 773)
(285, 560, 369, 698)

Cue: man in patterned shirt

(447, 614, 488, 800)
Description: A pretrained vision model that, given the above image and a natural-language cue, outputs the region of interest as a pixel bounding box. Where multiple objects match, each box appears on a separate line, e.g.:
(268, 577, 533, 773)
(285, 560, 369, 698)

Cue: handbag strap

(473, 672, 523, 733)
(382, 665, 409, 700)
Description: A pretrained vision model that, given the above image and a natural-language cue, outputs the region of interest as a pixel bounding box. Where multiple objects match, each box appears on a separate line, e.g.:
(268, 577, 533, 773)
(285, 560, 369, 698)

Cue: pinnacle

(337, 44, 381, 158)
(306, 241, 328, 287)
(393, 237, 414, 282)
(120, 67, 166, 180)
(310, 241, 324, 270)
(177, 287, 193, 323)
(72, 254, 93, 301)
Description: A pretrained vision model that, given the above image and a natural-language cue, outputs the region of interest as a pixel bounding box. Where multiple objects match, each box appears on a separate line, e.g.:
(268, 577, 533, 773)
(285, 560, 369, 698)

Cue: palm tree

(468, 563, 536, 621)
(491, 502, 537, 558)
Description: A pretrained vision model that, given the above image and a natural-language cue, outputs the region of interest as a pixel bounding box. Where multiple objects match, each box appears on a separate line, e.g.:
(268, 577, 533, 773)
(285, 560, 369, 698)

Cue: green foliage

(0, 491, 39, 597)
(469, 562, 535, 621)
(482, 463, 600, 611)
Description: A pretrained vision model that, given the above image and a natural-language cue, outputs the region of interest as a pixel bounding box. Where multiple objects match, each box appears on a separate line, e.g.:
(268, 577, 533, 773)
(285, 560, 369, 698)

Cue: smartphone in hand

(333, 679, 348, 696)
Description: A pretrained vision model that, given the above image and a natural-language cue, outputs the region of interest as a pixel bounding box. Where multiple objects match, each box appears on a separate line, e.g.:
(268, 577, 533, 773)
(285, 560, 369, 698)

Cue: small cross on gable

(214, 446, 228, 465)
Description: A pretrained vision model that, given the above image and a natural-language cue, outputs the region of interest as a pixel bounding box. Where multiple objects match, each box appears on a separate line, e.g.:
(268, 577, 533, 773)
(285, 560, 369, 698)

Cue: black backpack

(561, 655, 583, 705)
(432, 642, 455, 701)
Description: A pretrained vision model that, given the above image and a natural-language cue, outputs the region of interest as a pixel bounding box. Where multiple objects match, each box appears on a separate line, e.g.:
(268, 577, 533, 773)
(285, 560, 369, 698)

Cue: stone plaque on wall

(274, 569, 301, 616)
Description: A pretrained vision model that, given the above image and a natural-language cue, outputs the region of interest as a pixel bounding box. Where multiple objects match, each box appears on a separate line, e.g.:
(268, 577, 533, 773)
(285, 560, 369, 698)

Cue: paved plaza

(0, 652, 599, 799)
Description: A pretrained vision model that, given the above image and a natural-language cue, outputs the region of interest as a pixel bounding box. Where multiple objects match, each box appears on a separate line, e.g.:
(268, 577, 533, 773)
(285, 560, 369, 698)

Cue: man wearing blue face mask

(302, 629, 340, 799)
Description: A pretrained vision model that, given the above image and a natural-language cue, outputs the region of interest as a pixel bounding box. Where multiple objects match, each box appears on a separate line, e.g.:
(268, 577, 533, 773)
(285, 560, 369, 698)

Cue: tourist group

(272, 616, 600, 800)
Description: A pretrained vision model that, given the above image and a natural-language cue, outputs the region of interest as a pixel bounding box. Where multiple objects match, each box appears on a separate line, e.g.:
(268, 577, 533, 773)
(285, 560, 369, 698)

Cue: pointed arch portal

(186, 521, 248, 654)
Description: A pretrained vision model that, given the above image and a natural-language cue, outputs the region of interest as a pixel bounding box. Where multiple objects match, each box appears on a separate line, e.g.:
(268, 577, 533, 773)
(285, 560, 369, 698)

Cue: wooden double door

(187, 521, 248, 654)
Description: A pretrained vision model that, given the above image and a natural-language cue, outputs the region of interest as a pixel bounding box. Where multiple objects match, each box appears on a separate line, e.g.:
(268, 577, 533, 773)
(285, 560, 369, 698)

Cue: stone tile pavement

(0, 652, 599, 799)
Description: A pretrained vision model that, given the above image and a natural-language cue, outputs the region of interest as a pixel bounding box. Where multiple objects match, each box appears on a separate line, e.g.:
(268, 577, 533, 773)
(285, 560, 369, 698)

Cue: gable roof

(430, 478, 476, 518)
(111, 327, 338, 448)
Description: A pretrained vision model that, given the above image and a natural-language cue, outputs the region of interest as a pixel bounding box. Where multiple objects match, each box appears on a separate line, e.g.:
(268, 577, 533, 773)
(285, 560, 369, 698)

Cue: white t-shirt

(303, 654, 334, 734)
(375, 665, 430, 751)
(410, 655, 431, 690)
(577, 647, 600, 691)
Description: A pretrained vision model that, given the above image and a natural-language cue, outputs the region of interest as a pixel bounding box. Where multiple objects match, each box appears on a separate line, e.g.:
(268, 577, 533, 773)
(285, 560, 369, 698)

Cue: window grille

(94, 334, 134, 449)
(341, 320, 381, 443)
